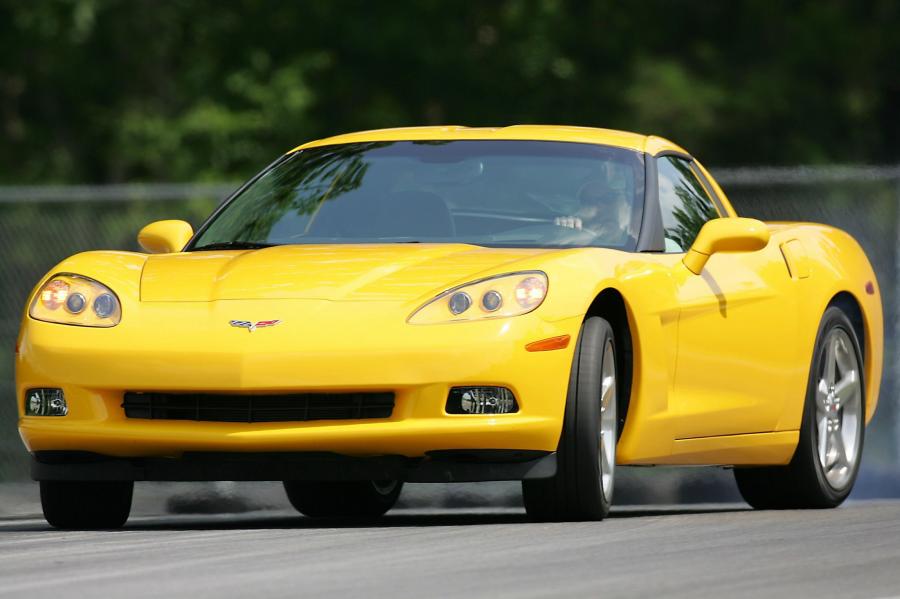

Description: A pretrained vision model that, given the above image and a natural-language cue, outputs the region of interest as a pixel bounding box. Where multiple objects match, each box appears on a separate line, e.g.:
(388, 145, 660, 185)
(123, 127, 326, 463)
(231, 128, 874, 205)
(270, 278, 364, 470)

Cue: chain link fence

(1, 168, 897, 492)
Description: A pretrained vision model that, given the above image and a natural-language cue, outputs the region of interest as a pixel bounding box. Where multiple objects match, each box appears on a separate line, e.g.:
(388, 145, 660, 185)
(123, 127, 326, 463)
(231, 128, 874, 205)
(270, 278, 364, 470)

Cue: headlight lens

(29, 274, 122, 327)
(408, 271, 548, 324)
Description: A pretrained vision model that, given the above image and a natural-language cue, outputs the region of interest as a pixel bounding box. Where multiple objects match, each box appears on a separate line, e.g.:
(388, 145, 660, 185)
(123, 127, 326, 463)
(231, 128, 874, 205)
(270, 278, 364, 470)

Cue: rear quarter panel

(768, 222, 883, 427)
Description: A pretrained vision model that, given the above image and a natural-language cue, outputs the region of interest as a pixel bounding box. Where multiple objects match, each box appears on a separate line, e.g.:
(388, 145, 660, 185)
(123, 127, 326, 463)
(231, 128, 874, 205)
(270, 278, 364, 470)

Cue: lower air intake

(122, 391, 394, 423)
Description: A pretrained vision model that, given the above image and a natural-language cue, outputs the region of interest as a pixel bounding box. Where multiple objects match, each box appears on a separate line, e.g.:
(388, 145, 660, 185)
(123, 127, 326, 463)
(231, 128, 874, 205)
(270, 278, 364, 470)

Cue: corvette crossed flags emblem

(229, 319, 282, 332)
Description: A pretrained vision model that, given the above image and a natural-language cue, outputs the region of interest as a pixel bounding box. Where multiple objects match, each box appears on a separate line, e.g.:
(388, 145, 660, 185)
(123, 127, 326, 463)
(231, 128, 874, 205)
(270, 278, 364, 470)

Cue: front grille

(122, 391, 395, 423)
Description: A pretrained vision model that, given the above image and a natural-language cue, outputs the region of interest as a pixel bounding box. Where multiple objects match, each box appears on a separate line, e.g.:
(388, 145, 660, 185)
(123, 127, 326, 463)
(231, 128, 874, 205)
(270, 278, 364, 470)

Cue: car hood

(140, 244, 560, 302)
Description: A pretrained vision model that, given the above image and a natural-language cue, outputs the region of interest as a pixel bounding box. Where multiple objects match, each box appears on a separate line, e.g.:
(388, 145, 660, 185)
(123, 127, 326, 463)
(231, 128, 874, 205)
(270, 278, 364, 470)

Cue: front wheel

(735, 306, 865, 509)
(40, 480, 133, 529)
(522, 316, 618, 521)
(283, 480, 403, 519)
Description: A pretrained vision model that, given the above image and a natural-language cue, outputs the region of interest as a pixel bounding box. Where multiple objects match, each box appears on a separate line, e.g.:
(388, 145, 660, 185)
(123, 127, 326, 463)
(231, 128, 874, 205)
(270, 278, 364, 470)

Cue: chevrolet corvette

(16, 125, 882, 528)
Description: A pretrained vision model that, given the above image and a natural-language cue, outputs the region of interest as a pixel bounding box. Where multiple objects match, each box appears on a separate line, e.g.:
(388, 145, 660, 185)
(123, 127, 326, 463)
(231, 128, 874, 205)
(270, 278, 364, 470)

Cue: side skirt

(621, 430, 799, 466)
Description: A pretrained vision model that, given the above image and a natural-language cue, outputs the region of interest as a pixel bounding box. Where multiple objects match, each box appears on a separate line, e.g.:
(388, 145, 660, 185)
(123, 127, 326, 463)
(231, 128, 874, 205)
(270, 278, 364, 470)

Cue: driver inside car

(554, 176, 631, 245)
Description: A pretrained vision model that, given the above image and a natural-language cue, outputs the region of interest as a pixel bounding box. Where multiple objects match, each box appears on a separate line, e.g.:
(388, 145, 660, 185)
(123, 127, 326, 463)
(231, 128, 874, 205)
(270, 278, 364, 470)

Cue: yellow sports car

(17, 126, 882, 528)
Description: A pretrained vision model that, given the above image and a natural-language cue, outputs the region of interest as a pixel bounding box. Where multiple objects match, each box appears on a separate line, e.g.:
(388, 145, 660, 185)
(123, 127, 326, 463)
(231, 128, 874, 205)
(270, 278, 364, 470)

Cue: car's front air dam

(30, 450, 559, 483)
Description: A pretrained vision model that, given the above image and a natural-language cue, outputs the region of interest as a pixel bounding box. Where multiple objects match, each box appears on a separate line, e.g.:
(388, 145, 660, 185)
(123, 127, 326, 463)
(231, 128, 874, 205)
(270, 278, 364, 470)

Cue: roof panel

(289, 125, 685, 155)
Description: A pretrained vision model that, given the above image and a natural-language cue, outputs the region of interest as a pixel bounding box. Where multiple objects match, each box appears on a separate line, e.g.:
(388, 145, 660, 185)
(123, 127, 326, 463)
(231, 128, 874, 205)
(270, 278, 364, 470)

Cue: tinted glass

(656, 156, 719, 252)
(191, 141, 645, 250)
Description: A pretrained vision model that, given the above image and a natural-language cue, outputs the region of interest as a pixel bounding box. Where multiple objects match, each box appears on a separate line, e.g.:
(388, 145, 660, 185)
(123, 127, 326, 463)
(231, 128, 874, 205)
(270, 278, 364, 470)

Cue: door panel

(671, 244, 801, 438)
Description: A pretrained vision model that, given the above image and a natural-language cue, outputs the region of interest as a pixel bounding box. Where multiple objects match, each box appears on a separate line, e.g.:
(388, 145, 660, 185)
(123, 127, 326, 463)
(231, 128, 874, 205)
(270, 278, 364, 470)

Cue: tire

(522, 316, 618, 521)
(40, 480, 133, 529)
(283, 480, 403, 518)
(735, 306, 865, 509)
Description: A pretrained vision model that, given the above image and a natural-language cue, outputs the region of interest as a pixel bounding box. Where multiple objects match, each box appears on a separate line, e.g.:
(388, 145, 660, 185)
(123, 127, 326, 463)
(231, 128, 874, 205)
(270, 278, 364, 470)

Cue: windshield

(190, 140, 645, 250)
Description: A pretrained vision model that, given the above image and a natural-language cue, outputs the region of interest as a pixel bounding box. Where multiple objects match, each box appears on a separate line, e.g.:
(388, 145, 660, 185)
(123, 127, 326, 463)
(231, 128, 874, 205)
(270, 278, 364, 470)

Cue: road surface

(2, 500, 900, 598)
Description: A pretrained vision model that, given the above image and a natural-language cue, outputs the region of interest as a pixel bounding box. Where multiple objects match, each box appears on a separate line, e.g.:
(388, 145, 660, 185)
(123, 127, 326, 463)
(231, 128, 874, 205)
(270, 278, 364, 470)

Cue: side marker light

(525, 335, 571, 352)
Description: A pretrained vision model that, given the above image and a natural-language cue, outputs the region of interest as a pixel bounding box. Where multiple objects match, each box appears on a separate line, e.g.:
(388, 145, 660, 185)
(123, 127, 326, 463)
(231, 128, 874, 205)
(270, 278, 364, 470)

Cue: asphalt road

(2, 501, 900, 598)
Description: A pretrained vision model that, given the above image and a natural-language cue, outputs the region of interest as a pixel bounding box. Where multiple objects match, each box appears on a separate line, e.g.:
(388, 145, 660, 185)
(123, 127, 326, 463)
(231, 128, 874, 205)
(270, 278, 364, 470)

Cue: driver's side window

(657, 156, 720, 253)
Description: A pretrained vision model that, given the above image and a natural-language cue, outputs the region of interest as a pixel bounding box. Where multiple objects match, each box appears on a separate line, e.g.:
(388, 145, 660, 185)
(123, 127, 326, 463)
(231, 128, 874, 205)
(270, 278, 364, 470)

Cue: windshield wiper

(191, 241, 275, 251)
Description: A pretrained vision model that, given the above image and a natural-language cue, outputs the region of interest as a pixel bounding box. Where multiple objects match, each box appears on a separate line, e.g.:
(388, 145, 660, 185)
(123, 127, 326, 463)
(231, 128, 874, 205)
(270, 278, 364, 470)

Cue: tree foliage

(2, 0, 899, 183)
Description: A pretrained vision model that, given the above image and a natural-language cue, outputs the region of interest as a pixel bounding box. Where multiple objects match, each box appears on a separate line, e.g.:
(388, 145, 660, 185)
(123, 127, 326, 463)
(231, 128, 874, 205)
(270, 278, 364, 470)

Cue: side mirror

(683, 217, 769, 275)
(137, 220, 194, 254)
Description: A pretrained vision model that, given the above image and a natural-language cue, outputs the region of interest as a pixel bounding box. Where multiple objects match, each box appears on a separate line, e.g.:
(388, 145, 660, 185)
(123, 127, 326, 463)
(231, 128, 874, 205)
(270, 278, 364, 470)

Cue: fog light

(24, 388, 67, 416)
(447, 386, 518, 414)
(27, 393, 42, 414)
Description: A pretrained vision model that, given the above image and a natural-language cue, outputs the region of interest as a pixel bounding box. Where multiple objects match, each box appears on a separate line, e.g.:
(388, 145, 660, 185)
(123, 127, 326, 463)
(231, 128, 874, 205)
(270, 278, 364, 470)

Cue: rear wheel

(40, 480, 133, 529)
(522, 316, 618, 521)
(283, 480, 403, 518)
(735, 306, 865, 509)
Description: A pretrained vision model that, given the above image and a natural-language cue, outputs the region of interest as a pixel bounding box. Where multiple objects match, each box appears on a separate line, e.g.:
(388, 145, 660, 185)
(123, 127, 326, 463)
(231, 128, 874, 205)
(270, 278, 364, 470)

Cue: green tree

(1, 0, 899, 185)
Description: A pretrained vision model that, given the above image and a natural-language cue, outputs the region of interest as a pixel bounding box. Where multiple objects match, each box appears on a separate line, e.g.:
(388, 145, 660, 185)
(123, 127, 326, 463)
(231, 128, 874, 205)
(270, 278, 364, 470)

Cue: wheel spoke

(824, 337, 838, 384)
(835, 448, 852, 472)
(816, 379, 830, 414)
(817, 417, 829, 466)
(599, 432, 611, 474)
(826, 446, 850, 475)
(834, 337, 854, 377)
(829, 429, 847, 469)
(834, 372, 859, 407)
(601, 375, 614, 410)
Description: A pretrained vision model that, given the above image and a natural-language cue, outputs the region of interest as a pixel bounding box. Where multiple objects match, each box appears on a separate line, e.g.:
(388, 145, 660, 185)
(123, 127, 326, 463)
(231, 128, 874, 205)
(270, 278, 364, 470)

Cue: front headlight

(408, 271, 548, 324)
(29, 274, 122, 327)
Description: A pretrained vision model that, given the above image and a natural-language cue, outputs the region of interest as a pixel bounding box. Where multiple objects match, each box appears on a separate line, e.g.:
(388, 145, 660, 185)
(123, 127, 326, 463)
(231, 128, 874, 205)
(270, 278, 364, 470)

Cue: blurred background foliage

(2, 0, 900, 185)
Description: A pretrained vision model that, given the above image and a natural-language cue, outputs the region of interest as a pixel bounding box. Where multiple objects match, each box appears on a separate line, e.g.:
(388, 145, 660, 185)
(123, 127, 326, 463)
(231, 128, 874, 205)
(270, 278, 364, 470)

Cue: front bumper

(17, 300, 579, 465)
